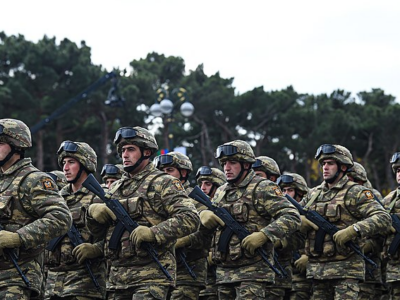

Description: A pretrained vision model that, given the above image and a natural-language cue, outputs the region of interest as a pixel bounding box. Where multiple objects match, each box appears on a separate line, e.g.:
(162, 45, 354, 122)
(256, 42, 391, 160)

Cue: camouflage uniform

(196, 167, 227, 300)
(0, 118, 72, 299)
(101, 164, 124, 190)
(44, 141, 106, 299)
(382, 152, 400, 299)
(204, 140, 301, 299)
(252, 156, 281, 181)
(300, 144, 391, 300)
(87, 126, 199, 300)
(154, 152, 211, 300)
(277, 173, 311, 300)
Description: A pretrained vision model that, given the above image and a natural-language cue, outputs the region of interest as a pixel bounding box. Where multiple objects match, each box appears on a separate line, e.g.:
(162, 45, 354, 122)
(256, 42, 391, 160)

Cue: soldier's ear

(341, 165, 348, 172)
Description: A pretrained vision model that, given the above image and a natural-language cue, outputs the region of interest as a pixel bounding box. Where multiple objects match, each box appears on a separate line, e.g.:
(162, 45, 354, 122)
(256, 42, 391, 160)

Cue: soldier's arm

(346, 186, 391, 237)
(150, 177, 200, 245)
(16, 174, 73, 249)
(256, 181, 301, 245)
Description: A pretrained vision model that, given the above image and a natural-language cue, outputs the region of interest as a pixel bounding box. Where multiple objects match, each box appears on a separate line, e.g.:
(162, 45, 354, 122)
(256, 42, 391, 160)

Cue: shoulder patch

(272, 186, 283, 197)
(363, 190, 374, 200)
(41, 178, 57, 191)
(171, 179, 184, 191)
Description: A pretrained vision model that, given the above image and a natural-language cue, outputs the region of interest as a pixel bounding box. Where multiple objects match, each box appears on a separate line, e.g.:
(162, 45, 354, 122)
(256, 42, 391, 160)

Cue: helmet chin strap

(178, 170, 188, 183)
(0, 144, 18, 167)
(67, 164, 84, 184)
(124, 148, 151, 174)
(227, 162, 249, 184)
(325, 162, 345, 184)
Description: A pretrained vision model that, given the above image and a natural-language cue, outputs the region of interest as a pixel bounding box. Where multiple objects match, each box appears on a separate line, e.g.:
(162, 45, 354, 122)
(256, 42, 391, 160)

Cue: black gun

(82, 174, 173, 281)
(285, 194, 377, 269)
(388, 214, 400, 256)
(176, 248, 197, 280)
(46, 224, 101, 291)
(188, 186, 283, 278)
(0, 225, 30, 287)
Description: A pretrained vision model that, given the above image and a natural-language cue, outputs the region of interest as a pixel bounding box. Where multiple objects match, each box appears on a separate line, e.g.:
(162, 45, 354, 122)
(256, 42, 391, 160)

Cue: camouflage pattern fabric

(210, 170, 300, 287)
(0, 285, 31, 299)
(217, 281, 266, 299)
(86, 163, 199, 293)
(44, 185, 106, 299)
(0, 158, 72, 297)
(106, 284, 169, 300)
(312, 278, 359, 300)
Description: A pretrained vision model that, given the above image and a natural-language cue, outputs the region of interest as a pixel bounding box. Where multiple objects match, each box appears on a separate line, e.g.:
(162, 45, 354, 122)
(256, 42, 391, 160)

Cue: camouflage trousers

(312, 279, 359, 300)
(106, 285, 169, 300)
(359, 283, 386, 300)
(264, 286, 287, 300)
(217, 282, 266, 300)
(0, 286, 31, 300)
(388, 281, 400, 300)
(169, 285, 201, 300)
(47, 297, 97, 299)
(289, 280, 312, 300)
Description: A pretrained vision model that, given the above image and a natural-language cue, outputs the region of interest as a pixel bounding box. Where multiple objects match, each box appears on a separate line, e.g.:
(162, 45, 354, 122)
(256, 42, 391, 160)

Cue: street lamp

(149, 87, 195, 152)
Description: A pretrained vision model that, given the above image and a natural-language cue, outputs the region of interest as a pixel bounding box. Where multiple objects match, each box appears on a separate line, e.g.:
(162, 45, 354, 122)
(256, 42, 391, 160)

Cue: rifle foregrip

(109, 221, 125, 250)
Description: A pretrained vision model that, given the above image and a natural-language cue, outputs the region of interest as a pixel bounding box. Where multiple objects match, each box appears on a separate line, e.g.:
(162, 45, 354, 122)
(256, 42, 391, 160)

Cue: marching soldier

(0, 118, 72, 299)
(100, 163, 124, 190)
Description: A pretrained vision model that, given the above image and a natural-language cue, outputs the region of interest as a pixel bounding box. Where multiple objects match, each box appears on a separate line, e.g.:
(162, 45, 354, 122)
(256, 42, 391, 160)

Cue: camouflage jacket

(0, 158, 72, 294)
(211, 170, 301, 284)
(87, 162, 199, 289)
(301, 175, 390, 280)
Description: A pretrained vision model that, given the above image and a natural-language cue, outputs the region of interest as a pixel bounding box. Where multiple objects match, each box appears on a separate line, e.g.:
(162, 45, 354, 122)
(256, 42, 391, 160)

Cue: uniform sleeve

(150, 177, 200, 245)
(256, 181, 301, 245)
(16, 173, 72, 249)
(346, 186, 391, 237)
(186, 202, 213, 249)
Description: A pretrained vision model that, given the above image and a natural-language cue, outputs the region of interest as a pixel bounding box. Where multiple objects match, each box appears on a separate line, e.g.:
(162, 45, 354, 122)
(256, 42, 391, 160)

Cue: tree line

(1, 32, 398, 194)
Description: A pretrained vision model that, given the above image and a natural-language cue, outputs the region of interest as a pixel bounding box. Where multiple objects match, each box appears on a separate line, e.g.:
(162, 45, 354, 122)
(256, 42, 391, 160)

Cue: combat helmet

(196, 166, 227, 187)
(315, 144, 354, 168)
(114, 126, 158, 156)
(390, 152, 400, 174)
(154, 151, 193, 173)
(347, 162, 368, 183)
(101, 163, 124, 182)
(57, 141, 97, 173)
(277, 172, 309, 195)
(252, 156, 281, 177)
(47, 170, 68, 190)
(0, 118, 32, 148)
(215, 140, 256, 165)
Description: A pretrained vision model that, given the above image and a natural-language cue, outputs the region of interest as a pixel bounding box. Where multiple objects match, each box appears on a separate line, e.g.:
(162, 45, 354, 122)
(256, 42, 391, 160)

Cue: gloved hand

(130, 225, 156, 247)
(300, 215, 319, 233)
(333, 226, 358, 247)
(88, 203, 116, 224)
(0, 231, 21, 249)
(389, 226, 397, 234)
(72, 243, 103, 264)
(175, 236, 191, 249)
(361, 240, 374, 255)
(242, 232, 269, 255)
(199, 210, 225, 229)
(294, 254, 308, 273)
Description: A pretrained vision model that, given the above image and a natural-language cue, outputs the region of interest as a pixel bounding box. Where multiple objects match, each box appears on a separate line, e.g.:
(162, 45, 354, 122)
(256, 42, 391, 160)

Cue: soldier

(300, 144, 391, 299)
(44, 141, 107, 299)
(252, 156, 281, 182)
(382, 152, 400, 299)
(199, 140, 301, 299)
(47, 170, 68, 190)
(346, 162, 387, 300)
(277, 173, 312, 300)
(154, 152, 211, 300)
(0, 118, 72, 299)
(86, 126, 200, 299)
(195, 166, 227, 300)
(100, 163, 124, 189)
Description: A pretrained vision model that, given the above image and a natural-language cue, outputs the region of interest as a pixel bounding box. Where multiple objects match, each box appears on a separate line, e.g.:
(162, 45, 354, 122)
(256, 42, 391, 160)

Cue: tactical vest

(45, 189, 97, 268)
(212, 176, 273, 267)
(305, 181, 361, 261)
(384, 190, 400, 260)
(0, 165, 42, 268)
(104, 170, 170, 266)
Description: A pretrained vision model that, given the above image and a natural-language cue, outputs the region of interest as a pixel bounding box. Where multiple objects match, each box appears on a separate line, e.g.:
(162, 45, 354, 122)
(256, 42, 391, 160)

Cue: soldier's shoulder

(22, 169, 58, 192)
(346, 183, 375, 202)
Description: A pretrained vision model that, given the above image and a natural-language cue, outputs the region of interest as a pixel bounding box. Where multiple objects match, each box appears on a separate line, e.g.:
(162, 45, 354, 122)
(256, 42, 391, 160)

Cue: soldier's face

(162, 166, 181, 179)
(121, 144, 142, 167)
(200, 180, 213, 196)
(282, 187, 296, 198)
(223, 160, 242, 181)
(321, 159, 338, 181)
(254, 170, 267, 178)
(106, 178, 117, 189)
(396, 168, 400, 184)
(62, 157, 80, 181)
(0, 142, 11, 160)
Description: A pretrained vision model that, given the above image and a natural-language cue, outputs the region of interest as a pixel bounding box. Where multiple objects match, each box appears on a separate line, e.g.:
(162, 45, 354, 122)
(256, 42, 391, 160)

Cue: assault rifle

(46, 224, 101, 291)
(188, 186, 284, 278)
(0, 225, 30, 287)
(284, 194, 377, 269)
(82, 174, 174, 281)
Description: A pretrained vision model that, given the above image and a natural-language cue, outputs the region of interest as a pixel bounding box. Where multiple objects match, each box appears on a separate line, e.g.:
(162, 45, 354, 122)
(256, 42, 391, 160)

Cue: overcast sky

(2, 0, 400, 100)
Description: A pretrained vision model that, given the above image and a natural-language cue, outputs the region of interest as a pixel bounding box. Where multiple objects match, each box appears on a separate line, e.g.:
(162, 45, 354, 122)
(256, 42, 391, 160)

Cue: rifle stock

(188, 186, 284, 278)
